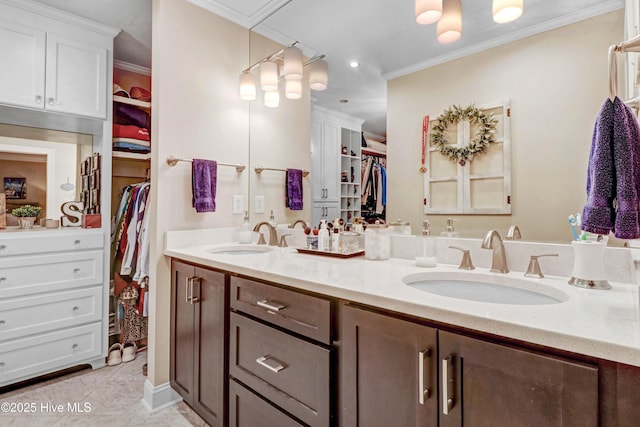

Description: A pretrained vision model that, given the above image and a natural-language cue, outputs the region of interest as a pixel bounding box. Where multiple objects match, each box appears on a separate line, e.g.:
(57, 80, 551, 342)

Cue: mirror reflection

(0, 124, 92, 224)
(248, 2, 626, 244)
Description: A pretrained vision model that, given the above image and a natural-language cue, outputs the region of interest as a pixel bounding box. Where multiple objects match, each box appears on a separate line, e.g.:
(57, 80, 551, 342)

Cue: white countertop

(165, 239, 640, 367)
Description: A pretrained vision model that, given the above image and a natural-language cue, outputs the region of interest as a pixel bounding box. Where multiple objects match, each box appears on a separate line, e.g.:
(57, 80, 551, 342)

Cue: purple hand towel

(192, 159, 217, 213)
(285, 168, 303, 211)
(582, 97, 640, 239)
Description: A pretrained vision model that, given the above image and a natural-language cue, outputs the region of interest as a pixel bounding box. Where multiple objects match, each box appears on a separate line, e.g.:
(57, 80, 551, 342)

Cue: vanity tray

(295, 247, 365, 258)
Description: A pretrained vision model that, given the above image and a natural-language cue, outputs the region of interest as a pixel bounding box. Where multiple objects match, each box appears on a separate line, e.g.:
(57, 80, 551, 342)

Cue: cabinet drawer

(230, 313, 331, 427)
(0, 250, 103, 299)
(0, 231, 103, 257)
(0, 322, 102, 387)
(230, 276, 332, 344)
(0, 286, 102, 341)
(229, 380, 304, 427)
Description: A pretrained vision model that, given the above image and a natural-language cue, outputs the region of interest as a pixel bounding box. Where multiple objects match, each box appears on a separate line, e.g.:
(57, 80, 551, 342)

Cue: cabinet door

(323, 121, 341, 201)
(312, 202, 339, 227)
(0, 20, 45, 110)
(45, 34, 107, 119)
(170, 260, 195, 402)
(341, 305, 438, 427)
(438, 331, 598, 427)
(192, 266, 227, 427)
(311, 119, 325, 202)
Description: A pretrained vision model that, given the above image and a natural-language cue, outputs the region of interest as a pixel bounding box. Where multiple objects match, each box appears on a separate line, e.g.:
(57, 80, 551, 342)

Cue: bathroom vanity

(165, 232, 640, 426)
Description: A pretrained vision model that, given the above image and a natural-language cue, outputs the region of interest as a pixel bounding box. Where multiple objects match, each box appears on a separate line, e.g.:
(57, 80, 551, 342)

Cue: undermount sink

(402, 272, 568, 305)
(206, 245, 273, 255)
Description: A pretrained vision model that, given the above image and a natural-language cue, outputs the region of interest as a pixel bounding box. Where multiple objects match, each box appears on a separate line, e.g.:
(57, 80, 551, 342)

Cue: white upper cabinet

(0, 20, 46, 110)
(45, 35, 107, 118)
(0, 0, 117, 120)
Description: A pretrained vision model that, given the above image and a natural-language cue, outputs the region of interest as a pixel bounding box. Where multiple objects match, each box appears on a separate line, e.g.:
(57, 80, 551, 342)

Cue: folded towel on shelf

(113, 124, 150, 141)
(113, 141, 151, 153)
(582, 96, 640, 239)
(114, 103, 151, 129)
(286, 168, 303, 211)
(113, 138, 151, 148)
(192, 159, 217, 213)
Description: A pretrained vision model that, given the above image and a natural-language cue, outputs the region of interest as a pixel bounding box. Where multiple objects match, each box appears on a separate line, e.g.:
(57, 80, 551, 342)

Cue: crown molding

(114, 60, 151, 76)
(186, 0, 291, 29)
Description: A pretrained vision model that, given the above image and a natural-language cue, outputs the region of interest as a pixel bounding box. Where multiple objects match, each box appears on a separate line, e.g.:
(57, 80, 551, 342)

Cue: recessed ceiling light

(348, 61, 360, 68)
(339, 99, 349, 103)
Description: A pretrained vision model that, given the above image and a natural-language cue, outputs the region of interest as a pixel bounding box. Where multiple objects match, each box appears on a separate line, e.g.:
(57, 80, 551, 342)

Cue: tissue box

(82, 214, 101, 229)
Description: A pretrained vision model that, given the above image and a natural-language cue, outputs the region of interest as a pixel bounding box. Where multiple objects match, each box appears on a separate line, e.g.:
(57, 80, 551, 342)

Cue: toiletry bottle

(416, 219, 437, 267)
(440, 218, 459, 238)
(268, 210, 277, 228)
(238, 211, 252, 244)
(318, 220, 329, 251)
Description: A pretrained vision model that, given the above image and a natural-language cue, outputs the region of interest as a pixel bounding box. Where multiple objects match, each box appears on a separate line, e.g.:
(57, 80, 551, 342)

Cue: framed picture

(91, 170, 100, 190)
(4, 177, 26, 199)
(91, 153, 101, 171)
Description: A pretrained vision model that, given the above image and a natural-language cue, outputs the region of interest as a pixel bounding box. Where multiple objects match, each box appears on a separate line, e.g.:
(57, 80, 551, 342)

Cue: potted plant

(11, 204, 43, 229)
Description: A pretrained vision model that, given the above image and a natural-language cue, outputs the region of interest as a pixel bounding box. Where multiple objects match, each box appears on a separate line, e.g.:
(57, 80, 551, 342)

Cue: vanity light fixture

(264, 90, 280, 108)
(437, 0, 462, 44)
(239, 71, 256, 101)
(239, 41, 327, 106)
(415, 0, 442, 25)
(493, 0, 523, 24)
(285, 78, 302, 99)
(260, 60, 278, 91)
(417, 0, 523, 44)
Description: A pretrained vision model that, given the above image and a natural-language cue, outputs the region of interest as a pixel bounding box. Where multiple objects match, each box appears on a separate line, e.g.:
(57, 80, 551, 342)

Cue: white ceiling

(32, 0, 624, 138)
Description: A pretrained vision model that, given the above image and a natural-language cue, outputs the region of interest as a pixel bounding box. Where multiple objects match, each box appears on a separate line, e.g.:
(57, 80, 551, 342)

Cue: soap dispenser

(268, 210, 277, 228)
(318, 220, 330, 251)
(238, 211, 252, 244)
(416, 219, 437, 267)
(440, 218, 459, 238)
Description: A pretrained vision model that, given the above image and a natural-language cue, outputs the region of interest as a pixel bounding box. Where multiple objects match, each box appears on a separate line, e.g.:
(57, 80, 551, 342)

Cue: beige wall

(387, 10, 624, 243)
(149, 0, 310, 387)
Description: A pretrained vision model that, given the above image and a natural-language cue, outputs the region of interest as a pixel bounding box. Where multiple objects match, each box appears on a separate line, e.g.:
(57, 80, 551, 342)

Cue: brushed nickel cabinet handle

(190, 277, 201, 304)
(185, 277, 192, 303)
(418, 349, 431, 404)
(256, 356, 285, 373)
(442, 355, 455, 415)
(257, 299, 286, 312)
(72, 343, 79, 350)
(72, 306, 80, 312)
(35, 95, 42, 104)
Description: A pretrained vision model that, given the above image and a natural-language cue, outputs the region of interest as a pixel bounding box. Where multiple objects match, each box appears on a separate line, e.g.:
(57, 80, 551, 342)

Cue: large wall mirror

(245, 1, 627, 245)
(0, 124, 92, 223)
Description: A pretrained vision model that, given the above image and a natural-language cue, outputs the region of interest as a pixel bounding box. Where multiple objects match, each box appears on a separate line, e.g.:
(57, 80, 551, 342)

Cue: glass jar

(340, 231, 361, 254)
(364, 222, 390, 260)
(388, 218, 411, 235)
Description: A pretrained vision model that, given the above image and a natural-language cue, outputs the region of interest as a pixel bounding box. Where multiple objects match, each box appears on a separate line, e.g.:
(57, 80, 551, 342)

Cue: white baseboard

(140, 379, 183, 414)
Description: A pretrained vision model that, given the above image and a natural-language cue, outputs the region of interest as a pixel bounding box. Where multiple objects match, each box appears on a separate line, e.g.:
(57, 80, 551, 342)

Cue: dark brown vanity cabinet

(438, 330, 598, 427)
(229, 275, 334, 427)
(340, 304, 439, 426)
(170, 260, 227, 427)
(341, 304, 599, 427)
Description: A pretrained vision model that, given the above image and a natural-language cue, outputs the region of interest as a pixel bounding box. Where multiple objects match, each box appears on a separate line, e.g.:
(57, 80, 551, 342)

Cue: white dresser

(0, 229, 106, 387)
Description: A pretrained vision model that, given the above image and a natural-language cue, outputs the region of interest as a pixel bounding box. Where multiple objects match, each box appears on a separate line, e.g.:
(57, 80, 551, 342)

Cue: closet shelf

(113, 95, 151, 109)
(113, 151, 151, 161)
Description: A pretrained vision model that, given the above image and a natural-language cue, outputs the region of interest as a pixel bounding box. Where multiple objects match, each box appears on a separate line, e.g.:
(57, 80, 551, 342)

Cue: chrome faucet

(289, 219, 308, 229)
(253, 222, 278, 246)
(481, 229, 509, 273)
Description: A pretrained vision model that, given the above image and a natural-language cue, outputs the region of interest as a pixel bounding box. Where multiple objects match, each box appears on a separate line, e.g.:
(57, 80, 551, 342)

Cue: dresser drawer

(229, 380, 304, 427)
(230, 313, 331, 427)
(0, 322, 102, 387)
(0, 286, 102, 341)
(0, 250, 103, 298)
(230, 276, 332, 344)
(0, 231, 103, 257)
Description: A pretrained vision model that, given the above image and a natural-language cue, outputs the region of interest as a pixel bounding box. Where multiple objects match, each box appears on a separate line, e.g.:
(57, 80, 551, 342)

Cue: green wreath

(431, 104, 498, 166)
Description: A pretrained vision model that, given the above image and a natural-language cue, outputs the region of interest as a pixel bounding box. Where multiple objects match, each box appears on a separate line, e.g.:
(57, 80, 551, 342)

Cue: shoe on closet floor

(107, 343, 123, 366)
(122, 342, 137, 363)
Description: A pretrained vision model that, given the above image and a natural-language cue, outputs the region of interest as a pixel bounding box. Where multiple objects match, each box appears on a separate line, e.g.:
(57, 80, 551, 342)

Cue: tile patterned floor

(0, 351, 206, 426)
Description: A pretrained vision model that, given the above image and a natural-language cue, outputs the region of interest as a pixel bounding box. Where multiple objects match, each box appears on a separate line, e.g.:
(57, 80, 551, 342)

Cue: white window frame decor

(423, 100, 511, 215)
